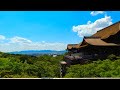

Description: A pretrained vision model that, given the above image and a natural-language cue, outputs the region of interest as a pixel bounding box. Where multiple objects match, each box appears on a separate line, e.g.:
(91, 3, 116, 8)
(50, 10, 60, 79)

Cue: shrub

(107, 54, 116, 60)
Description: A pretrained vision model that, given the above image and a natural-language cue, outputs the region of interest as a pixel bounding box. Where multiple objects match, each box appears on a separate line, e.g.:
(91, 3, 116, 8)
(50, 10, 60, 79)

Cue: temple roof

(67, 44, 78, 49)
(84, 38, 118, 46)
(67, 43, 82, 49)
(67, 21, 120, 50)
(92, 21, 120, 39)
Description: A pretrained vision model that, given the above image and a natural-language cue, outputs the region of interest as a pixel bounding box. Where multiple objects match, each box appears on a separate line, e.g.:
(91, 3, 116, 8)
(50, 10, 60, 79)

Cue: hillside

(64, 55, 120, 78)
(0, 52, 64, 78)
(0, 51, 120, 78)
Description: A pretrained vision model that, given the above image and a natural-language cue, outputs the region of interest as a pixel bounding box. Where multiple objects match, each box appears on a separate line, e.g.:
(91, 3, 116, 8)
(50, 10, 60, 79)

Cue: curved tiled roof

(92, 21, 120, 39)
(84, 38, 119, 46)
(67, 44, 79, 49)
(67, 43, 82, 49)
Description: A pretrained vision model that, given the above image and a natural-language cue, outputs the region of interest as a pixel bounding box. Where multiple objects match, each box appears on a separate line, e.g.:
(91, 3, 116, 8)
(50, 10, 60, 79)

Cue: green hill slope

(0, 52, 64, 78)
(64, 55, 120, 78)
(1, 51, 120, 78)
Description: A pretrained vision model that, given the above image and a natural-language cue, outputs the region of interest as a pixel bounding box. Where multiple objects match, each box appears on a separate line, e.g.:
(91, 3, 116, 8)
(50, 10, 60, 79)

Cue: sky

(0, 11, 120, 52)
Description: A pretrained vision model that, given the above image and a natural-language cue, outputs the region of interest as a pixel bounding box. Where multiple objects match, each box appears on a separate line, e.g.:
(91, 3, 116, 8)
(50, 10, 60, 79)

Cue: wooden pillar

(60, 61, 67, 78)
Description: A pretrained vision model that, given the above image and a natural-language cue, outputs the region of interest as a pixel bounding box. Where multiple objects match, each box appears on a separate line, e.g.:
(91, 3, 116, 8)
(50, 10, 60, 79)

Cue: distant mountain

(9, 50, 67, 56)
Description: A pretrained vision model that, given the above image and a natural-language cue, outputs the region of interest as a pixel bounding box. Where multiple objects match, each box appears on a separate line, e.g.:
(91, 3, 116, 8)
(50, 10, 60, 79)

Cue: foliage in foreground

(64, 55, 120, 78)
(0, 52, 64, 78)
(1, 52, 120, 78)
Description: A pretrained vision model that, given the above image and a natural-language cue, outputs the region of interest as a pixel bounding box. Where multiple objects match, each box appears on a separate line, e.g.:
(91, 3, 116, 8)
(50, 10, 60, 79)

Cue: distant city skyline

(0, 11, 120, 52)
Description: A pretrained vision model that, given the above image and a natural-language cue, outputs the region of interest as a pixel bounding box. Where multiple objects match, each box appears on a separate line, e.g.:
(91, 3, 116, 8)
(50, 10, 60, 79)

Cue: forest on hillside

(64, 54, 120, 78)
(0, 52, 64, 78)
(0, 52, 120, 78)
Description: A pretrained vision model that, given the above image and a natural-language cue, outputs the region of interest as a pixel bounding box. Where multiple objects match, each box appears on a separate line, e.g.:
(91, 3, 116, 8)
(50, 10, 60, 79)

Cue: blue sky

(0, 11, 120, 52)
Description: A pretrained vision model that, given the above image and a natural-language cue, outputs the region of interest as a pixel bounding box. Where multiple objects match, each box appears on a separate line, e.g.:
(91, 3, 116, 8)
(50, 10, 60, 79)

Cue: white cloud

(0, 35, 5, 40)
(10, 36, 32, 44)
(72, 15, 112, 37)
(90, 11, 105, 16)
(0, 36, 67, 52)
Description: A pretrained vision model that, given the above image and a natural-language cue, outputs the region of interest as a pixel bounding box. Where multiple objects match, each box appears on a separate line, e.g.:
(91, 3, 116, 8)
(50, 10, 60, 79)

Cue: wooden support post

(60, 61, 67, 78)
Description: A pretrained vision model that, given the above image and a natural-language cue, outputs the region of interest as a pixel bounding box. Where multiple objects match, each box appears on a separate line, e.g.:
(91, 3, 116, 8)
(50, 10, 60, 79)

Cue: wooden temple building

(67, 21, 120, 57)
(60, 21, 120, 77)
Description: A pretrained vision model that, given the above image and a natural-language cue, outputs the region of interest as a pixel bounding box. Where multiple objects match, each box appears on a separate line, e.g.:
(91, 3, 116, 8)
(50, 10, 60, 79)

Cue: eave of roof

(67, 43, 82, 49)
(84, 38, 119, 46)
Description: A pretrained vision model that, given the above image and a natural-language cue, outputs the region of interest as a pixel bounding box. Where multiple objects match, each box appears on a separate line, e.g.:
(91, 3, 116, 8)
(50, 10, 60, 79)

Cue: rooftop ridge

(94, 21, 120, 34)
